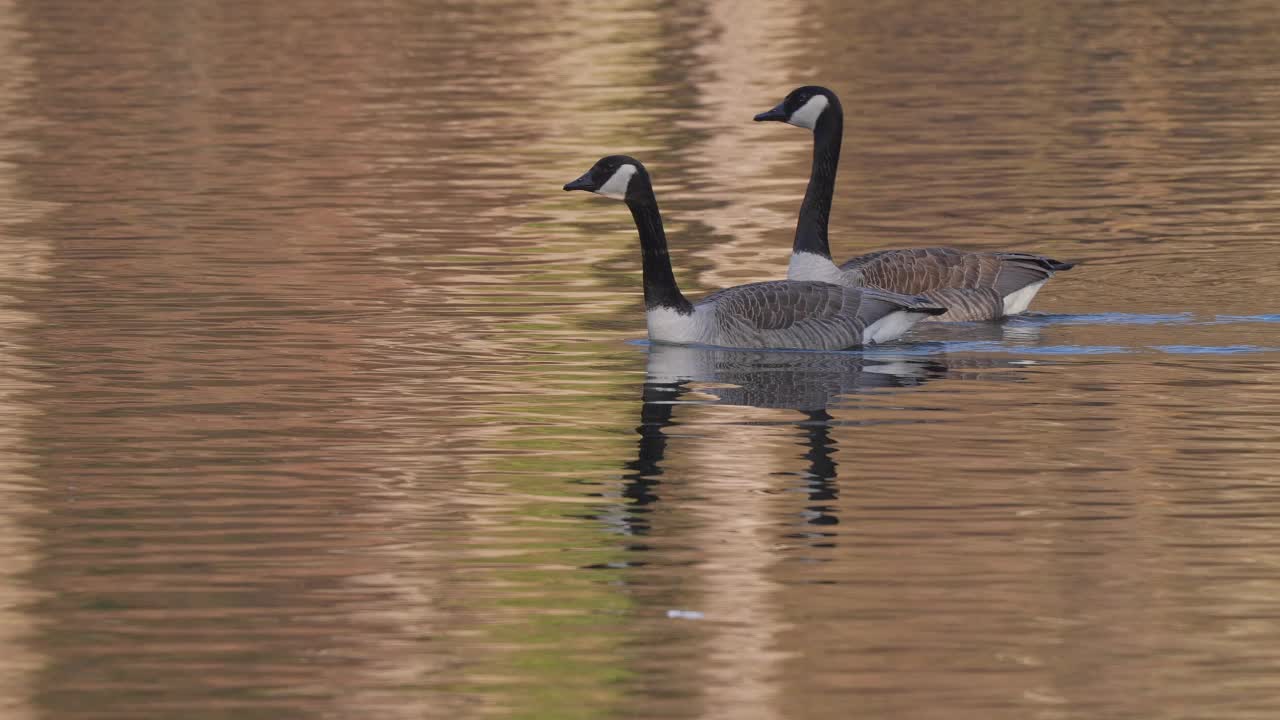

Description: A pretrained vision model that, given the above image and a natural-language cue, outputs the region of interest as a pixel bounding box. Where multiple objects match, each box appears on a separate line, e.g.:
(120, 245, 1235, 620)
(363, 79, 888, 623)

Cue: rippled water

(1, 0, 1279, 718)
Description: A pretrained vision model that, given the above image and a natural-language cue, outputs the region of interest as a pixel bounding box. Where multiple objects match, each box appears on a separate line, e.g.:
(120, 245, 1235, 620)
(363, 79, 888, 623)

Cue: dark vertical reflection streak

(798, 410, 839, 529)
(618, 380, 685, 535)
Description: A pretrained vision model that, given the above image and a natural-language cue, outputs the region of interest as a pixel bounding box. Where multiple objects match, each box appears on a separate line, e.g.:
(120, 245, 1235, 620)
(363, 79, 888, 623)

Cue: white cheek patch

(596, 164, 638, 199)
(788, 95, 829, 130)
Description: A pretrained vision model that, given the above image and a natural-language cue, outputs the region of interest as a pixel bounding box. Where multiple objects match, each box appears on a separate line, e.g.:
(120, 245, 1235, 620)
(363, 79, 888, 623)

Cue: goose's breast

(646, 305, 717, 345)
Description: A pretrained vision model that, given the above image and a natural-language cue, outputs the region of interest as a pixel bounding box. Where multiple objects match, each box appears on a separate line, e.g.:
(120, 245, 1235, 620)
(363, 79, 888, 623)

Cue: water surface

(0, 0, 1278, 718)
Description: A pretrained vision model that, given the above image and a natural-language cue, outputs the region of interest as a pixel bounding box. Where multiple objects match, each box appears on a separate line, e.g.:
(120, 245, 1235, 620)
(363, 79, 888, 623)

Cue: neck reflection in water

(612, 344, 1028, 541)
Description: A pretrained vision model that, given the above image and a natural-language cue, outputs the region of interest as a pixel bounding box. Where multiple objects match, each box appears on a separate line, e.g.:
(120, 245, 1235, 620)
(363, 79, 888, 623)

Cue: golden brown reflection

(0, 0, 1279, 719)
(678, 0, 808, 290)
(0, 0, 51, 716)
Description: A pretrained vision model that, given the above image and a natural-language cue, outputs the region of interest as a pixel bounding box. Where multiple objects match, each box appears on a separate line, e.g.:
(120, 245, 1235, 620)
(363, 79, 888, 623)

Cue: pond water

(0, 0, 1278, 718)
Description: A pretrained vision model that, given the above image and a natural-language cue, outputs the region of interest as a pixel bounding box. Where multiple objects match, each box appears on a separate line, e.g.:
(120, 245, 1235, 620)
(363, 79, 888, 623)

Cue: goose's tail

(864, 287, 949, 316)
(996, 252, 1076, 273)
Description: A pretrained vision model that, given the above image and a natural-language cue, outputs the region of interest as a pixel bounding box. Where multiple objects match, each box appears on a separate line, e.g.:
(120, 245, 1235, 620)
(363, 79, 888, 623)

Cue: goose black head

(563, 155, 647, 202)
(753, 86, 839, 131)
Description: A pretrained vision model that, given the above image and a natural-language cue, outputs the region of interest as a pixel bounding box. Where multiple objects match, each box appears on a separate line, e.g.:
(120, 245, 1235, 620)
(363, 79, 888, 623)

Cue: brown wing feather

(840, 247, 1072, 317)
(918, 287, 1004, 322)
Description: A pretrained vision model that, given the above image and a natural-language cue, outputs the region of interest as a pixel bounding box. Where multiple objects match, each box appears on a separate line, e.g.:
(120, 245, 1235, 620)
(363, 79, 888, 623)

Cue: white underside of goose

(862, 310, 926, 344)
(1002, 280, 1047, 315)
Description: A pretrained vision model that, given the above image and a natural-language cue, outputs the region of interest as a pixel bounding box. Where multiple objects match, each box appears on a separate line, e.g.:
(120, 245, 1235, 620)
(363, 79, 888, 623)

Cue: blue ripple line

(1213, 314, 1280, 324)
(1152, 345, 1280, 355)
(1012, 312, 1195, 326)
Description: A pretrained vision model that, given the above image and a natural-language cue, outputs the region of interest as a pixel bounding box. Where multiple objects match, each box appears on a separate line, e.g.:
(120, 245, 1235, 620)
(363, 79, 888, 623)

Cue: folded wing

(840, 247, 1074, 320)
(702, 281, 944, 350)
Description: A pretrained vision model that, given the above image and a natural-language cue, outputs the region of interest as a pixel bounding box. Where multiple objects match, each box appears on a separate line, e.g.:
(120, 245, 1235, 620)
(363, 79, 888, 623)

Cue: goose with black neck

(563, 155, 947, 350)
(755, 85, 1075, 322)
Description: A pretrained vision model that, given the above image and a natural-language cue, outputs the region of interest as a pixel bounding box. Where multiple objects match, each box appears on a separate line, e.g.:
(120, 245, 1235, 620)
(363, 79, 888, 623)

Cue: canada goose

(563, 155, 947, 350)
(754, 86, 1075, 322)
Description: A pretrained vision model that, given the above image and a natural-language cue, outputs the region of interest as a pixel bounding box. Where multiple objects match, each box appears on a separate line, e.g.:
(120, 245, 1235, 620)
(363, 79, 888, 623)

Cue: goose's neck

(626, 198, 693, 314)
(792, 108, 843, 261)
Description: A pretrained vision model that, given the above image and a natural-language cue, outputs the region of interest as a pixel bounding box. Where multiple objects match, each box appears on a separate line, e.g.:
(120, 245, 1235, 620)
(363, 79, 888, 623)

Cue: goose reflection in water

(608, 343, 1029, 540)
